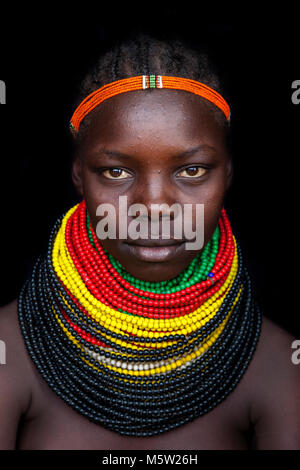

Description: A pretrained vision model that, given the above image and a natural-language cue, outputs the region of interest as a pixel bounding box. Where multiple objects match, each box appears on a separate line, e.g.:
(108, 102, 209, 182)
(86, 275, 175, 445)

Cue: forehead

(79, 89, 226, 153)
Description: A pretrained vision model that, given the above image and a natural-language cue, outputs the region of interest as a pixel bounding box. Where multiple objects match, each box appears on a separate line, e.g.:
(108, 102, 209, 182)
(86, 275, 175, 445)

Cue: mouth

(124, 238, 186, 262)
(125, 238, 184, 247)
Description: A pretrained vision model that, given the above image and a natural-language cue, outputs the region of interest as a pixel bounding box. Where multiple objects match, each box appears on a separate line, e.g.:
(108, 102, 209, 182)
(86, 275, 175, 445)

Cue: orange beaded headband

(69, 74, 231, 135)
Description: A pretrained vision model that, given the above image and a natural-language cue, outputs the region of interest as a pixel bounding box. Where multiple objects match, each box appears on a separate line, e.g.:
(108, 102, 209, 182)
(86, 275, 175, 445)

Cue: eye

(101, 168, 132, 179)
(177, 166, 207, 178)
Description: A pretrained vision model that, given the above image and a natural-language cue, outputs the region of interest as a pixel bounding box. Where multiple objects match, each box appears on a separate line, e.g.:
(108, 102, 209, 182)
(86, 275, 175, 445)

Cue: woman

(0, 34, 299, 450)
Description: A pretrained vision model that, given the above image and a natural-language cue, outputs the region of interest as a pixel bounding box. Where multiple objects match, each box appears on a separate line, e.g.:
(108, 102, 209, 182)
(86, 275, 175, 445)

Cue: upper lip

(125, 238, 185, 247)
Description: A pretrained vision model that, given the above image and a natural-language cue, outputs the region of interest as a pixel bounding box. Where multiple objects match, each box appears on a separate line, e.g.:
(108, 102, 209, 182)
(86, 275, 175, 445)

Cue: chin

(120, 251, 194, 282)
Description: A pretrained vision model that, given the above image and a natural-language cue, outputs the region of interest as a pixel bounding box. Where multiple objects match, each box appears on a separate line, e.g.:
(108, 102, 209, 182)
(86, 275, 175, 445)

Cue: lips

(125, 238, 184, 247)
(123, 238, 186, 262)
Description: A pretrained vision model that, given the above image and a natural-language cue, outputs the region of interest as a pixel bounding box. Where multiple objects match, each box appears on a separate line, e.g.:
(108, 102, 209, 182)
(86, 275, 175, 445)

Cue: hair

(71, 33, 231, 148)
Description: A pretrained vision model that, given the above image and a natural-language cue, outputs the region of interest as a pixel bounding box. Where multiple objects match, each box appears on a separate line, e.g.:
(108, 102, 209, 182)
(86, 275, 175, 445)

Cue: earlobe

(72, 155, 84, 197)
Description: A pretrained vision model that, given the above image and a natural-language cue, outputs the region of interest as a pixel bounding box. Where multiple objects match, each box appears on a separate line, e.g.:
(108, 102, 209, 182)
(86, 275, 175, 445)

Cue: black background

(0, 7, 299, 336)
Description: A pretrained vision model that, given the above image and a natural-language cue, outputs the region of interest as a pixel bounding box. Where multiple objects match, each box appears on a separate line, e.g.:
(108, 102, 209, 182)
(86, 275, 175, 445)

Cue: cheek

(205, 176, 227, 242)
(189, 170, 228, 244)
(202, 174, 227, 214)
(81, 170, 121, 230)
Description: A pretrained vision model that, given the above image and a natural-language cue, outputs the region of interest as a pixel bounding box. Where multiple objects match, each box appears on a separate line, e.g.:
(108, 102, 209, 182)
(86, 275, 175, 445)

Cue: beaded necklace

(17, 199, 261, 437)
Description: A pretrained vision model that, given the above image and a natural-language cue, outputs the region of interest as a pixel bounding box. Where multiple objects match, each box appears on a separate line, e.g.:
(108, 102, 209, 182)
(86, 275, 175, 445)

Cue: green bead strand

(85, 211, 220, 294)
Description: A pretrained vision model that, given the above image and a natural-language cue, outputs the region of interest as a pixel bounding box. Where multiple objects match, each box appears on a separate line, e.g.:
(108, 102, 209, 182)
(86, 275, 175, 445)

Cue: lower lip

(124, 242, 185, 262)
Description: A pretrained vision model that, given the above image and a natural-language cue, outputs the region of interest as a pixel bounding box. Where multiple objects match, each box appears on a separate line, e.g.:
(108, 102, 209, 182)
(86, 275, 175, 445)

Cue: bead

(17, 199, 262, 437)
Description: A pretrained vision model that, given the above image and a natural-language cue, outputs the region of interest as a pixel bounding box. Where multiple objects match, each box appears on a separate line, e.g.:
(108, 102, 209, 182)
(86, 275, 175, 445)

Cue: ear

(225, 157, 233, 190)
(71, 155, 84, 197)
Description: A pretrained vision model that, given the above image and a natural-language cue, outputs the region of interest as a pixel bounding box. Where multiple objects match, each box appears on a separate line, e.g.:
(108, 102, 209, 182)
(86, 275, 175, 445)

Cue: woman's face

(72, 89, 232, 282)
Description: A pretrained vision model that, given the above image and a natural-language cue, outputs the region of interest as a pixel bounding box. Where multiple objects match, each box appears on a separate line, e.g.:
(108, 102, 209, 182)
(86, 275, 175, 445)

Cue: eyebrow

(94, 144, 215, 160)
(174, 144, 216, 158)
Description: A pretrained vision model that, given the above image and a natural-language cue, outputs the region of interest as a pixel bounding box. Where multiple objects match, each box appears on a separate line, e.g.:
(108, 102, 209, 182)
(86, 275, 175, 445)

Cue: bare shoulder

(0, 298, 33, 412)
(250, 314, 299, 382)
(246, 314, 300, 449)
(0, 298, 35, 448)
(0, 298, 29, 365)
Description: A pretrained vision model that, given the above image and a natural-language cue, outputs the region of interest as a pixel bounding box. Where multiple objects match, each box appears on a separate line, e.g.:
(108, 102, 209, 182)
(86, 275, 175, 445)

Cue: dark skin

(0, 90, 300, 450)
(72, 90, 232, 282)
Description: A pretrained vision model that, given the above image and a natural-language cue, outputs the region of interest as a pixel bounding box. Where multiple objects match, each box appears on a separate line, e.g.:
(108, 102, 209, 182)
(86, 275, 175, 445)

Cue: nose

(130, 172, 177, 220)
